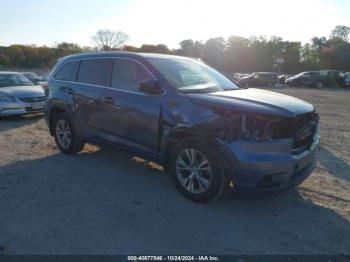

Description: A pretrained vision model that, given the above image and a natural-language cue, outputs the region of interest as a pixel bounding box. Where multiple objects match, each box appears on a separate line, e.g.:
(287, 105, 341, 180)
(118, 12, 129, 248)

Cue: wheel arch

(161, 128, 234, 182)
(48, 105, 75, 136)
(48, 107, 66, 136)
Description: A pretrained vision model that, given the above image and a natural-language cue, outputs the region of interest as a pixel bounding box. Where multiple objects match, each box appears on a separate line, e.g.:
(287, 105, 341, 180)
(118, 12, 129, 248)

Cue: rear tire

(53, 112, 85, 154)
(169, 139, 228, 203)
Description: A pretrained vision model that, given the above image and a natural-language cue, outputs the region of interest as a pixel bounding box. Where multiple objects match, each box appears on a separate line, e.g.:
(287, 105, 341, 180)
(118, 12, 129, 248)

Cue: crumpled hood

(0, 85, 45, 98)
(187, 88, 314, 117)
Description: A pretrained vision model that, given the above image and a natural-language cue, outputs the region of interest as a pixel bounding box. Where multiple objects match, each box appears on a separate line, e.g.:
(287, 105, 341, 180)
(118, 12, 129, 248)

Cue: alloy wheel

(55, 119, 72, 149)
(175, 148, 213, 194)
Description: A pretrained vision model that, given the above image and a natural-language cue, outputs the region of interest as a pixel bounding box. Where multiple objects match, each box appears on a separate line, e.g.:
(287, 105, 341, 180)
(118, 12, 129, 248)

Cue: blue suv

(45, 52, 320, 202)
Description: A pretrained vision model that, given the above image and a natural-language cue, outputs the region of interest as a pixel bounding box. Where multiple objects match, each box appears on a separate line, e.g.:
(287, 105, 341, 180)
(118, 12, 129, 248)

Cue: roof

(59, 51, 192, 63)
(0, 71, 22, 75)
(137, 53, 192, 60)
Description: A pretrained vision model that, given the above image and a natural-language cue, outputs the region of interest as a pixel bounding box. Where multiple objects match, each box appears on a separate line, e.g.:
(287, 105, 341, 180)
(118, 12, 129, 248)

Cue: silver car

(0, 72, 46, 116)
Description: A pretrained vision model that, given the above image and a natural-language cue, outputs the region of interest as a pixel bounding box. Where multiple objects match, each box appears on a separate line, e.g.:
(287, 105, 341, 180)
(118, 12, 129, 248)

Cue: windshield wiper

(222, 87, 241, 91)
(180, 89, 214, 94)
(178, 83, 220, 93)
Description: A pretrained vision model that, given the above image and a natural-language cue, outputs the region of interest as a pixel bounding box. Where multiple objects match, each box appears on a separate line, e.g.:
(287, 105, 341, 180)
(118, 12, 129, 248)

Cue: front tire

(169, 139, 228, 203)
(54, 113, 85, 154)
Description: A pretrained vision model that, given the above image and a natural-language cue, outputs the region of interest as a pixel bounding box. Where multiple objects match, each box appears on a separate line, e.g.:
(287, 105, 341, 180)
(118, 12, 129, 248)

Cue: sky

(0, 0, 349, 48)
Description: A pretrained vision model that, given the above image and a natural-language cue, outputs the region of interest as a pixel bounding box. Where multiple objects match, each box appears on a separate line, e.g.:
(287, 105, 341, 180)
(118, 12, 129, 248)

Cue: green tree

(202, 37, 226, 70)
(138, 44, 171, 54)
(330, 25, 350, 41)
(225, 36, 251, 73)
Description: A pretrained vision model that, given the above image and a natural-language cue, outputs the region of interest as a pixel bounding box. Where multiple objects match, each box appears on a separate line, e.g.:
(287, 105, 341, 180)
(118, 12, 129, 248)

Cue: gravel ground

(0, 87, 349, 255)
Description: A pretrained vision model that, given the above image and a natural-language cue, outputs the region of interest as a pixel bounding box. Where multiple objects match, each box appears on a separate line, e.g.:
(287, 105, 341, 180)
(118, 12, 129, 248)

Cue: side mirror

(138, 79, 164, 95)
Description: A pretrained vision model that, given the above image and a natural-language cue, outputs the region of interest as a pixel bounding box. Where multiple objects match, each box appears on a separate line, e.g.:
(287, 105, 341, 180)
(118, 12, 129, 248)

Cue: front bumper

(220, 128, 320, 194)
(0, 99, 45, 116)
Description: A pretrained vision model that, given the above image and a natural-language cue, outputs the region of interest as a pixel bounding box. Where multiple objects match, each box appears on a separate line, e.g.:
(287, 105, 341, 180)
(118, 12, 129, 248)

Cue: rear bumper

(220, 127, 320, 194)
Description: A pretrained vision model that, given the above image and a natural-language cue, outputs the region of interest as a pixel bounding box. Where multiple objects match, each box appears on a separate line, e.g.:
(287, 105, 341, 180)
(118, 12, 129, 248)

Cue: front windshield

(147, 57, 240, 93)
(0, 74, 35, 88)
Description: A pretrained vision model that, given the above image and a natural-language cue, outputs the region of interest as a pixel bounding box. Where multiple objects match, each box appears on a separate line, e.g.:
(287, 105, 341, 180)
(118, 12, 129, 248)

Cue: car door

(74, 58, 113, 137)
(300, 73, 311, 86)
(252, 73, 260, 86)
(260, 74, 269, 86)
(310, 72, 321, 85)
(100, 58, 164, 158)
(338, 72, 345, 86)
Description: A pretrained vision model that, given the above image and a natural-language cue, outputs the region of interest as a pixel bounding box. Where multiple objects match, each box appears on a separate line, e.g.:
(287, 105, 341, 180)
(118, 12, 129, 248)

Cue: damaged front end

(211, 109, 320, 194)
(215, 109, 319, 153)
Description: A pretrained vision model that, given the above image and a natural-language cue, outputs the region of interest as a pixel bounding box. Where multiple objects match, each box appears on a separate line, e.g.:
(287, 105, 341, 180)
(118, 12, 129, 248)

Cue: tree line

(0, 25, 349, 73)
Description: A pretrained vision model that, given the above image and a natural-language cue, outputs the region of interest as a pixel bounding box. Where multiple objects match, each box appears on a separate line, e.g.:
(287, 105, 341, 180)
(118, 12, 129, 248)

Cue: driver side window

(111, 59, 152, 92)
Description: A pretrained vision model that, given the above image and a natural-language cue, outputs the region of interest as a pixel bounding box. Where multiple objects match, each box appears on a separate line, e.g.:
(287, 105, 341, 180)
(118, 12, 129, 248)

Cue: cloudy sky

(1, 0, 349, 48)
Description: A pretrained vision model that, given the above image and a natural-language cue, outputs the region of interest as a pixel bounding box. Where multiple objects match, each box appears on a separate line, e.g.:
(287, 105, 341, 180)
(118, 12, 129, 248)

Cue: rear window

(55, 61, 80, 82)
(77, 58, 112, 86)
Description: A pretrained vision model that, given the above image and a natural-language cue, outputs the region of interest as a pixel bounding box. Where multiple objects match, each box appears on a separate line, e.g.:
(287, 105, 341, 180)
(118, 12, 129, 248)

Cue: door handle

(67, 88, 74, 95)
(60, 86, 74, 95)
(101, 96, 115, 104)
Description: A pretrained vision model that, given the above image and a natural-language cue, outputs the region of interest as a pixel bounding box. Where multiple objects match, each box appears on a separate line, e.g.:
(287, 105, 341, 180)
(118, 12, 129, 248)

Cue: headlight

(217, 113, 290, 142)
(0, 96, 16, 102)
(241, 115, 271, 141)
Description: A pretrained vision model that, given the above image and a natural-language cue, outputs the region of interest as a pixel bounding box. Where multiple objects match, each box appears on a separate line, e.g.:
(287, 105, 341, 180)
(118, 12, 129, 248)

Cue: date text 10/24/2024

(127, 256, 220, 261)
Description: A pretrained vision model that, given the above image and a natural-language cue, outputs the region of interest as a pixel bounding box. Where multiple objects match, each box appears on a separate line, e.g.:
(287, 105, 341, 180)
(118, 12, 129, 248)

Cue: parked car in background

(39, 73, 50, 95)
(285, 70, 345, 88)
(21, 72, 41, 84)
(278, 74, 291, 84)
(0, 72, 46, 116)
(286, 71, 320, 87)
(344, 73, 350, 88)
(233, 73, 250, 81)
(238, 72, 277, 87)
(39, 73, 50, 83)
(320, 70, 346, 87)
(45, 52, 320, 203)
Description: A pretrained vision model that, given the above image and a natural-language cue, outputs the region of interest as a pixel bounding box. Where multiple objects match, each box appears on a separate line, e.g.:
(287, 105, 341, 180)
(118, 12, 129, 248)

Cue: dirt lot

(0, 87, 349, 255)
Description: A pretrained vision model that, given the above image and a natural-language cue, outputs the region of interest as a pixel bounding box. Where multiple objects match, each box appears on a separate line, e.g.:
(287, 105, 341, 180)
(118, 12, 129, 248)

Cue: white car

(0, 72, 47, 116)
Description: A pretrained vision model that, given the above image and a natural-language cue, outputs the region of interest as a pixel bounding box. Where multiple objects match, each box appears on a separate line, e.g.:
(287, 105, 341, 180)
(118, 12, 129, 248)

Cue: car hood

(187, 88, 314, 118)
(286, 76, 298, 81)
(0, 85, 45, 98)
(239, 76, 252, 81)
